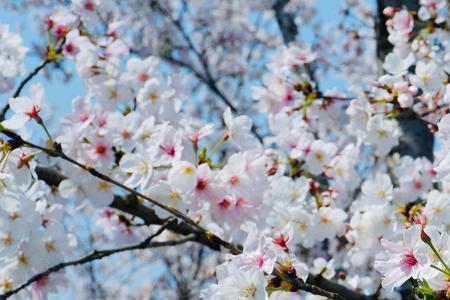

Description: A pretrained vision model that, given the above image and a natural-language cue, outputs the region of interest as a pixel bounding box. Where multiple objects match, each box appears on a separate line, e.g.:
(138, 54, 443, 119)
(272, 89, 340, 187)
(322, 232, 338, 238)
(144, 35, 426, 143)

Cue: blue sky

(0, 6, 83, 118)
(0, 1, 376, 118)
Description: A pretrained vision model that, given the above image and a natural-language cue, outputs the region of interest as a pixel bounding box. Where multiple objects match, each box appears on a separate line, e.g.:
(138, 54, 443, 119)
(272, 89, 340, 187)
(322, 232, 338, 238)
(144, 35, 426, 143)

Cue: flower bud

(383, 7, 395, 17)
(393, 82, 408, 93)
(408, 86, 418, 96)
(421, 227, 432, 245)
(398, 93, 413, 108)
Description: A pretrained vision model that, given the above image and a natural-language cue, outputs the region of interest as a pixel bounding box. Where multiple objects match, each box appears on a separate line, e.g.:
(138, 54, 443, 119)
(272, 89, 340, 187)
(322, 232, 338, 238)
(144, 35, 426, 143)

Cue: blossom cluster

(0, 24, 27, 92)
(3, 0, 450, 299)
(0, 146, 76, 297)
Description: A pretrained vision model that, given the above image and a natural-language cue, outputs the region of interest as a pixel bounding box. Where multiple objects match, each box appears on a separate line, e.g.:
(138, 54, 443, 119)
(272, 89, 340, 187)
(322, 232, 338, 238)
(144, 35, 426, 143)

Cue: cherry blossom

(2, 84, 44, 130)
(374, 225, 431, 290)
(0, 24, 27, 92)
(2, 0, 450, 299)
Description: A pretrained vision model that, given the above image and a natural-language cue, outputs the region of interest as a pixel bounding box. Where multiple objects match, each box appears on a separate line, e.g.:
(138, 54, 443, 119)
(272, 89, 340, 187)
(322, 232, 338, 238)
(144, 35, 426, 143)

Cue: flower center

(65, 43, 76, 54)
(18, 253, 29, 265)
(163, 145, 176, 157)
(84, 0, 95, 11)
(320, 216, 330, 224)
(169, 192, 181, 202)
(243, 284, 257, 297)
(95, 144, 107, 155)
(218, 198, 231, 210)
(377, 130, 387, 138)
(196, 178, 207, 191)
(99, 182, 111, 190)
(2, 234, 13, 245)
(148, 92, 158, 102)
(273, 234, 289, 251)
(1, 279, 13, 291)
(413, 180, 423, 190)
(122, 130, 132, 140)
(183, 166, 194, 174)
(25, 105, 41, 120)
(315, 152, 324, 162)
(401, 251, 418, 268)
(229, 176, 239, 185)
(139, 73, 149, 82)
(36, 277, 49, 288)
(284, 93, 294, 103)
(45, 242, 56, 252)
(236, 197, 246, 207)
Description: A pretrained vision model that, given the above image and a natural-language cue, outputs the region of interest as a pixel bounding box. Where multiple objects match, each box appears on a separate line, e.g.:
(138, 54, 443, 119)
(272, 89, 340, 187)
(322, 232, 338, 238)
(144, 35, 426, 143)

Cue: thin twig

(153, 1, 263, 142)
(0, 60, 50, 121)
(0, 40, 65, 121)
(0, 219, 194, 300)
(420, 104, 448, 117)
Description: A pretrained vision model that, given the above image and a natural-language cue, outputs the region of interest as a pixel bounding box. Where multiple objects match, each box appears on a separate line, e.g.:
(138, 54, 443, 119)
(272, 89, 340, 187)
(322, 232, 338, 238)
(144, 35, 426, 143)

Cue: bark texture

(376, 0, 434, 161)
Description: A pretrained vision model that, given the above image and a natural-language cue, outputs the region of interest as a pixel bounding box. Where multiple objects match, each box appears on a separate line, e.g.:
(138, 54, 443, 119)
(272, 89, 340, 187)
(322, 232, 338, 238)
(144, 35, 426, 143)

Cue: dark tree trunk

(376, 0, 434, 161)
(376, 1, 434, 299)
(375, 0, 420, 61)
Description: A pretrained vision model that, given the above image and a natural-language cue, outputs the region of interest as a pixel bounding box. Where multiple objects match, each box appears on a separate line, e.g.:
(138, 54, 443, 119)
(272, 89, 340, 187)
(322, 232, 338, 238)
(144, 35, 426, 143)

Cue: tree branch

(306, 275, 376, 300)
(0, 219, 195, 300)
(272, 0, 320, 89)
(31, 163, 370, 300)
(24, 150, 371, 300)
(2, 129, 240, 254)
(151, 1, 263, 142)
(35, 167, 372, 300)
(35, 166, 227, 252)
(0, 59, 52, 121)
(272, 0, 298, 44)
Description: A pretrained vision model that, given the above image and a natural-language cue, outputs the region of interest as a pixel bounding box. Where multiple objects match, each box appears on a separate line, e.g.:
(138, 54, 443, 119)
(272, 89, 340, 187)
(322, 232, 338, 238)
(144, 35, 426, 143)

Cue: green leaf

(415, 279, 438, 300)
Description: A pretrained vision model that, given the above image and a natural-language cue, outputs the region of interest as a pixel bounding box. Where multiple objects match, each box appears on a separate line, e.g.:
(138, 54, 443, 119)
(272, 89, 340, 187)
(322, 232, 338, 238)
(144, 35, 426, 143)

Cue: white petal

(2, 113, 29, 129)
(9, 97, 33, 113)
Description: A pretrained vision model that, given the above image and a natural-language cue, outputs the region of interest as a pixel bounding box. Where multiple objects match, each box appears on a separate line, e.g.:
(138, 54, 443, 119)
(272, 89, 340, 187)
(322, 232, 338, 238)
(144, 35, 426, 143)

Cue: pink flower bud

(383, 7, 395, 17)
(420, 228, 432, 245)
(408, 86, 418, 96)
(393, 82, 408, 93)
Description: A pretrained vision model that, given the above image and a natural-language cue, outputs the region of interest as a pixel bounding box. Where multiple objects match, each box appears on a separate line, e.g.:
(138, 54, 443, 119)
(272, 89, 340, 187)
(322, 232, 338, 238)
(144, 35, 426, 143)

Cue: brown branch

(20, 138, 201, 228)
(0, 219, 195, 300)
(306, 276, 376, 300)
(420, 104, 449, 118)
(31, 166, 370, 300)
(2, 129, 240, 254)
(35, 167, 373, 300)
(34, 166, 226, 252)
(27, 154, 370, 300)
(110, 194, 226, 252)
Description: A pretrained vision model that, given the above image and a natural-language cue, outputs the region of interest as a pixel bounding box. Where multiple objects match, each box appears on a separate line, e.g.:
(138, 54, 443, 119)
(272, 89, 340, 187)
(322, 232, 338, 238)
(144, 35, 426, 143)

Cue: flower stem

(429, 243, 450, 274)
(39, 122, 53, 142)
(431, 264, 450, 276)
(209, 135, 227, 157)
